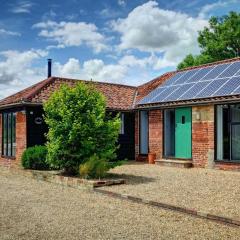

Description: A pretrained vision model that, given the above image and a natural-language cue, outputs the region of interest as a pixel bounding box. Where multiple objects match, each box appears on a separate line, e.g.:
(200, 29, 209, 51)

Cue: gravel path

(1, 168, 240, 239)
(103, 162, 240, 219)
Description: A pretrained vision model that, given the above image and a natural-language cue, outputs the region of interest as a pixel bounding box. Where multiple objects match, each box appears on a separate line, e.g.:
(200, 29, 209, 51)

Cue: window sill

(1, 155, 16, 160)
(214, 160, 240, 165)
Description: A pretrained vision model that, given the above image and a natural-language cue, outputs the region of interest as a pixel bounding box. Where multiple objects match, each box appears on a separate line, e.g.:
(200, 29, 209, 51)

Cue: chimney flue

(47, 59, 52, 78)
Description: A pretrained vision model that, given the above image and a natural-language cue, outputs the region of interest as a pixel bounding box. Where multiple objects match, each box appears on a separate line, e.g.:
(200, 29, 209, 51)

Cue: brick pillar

(135, 111, 139, 160)
(0, 111, 27, 167)
(16, 111, 27, 164)
(192, 105, 214, 168)
(149, 110, 163, 159)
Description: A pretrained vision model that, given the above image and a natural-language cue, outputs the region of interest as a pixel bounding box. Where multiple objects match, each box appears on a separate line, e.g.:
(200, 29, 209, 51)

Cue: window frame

(2, 112, 16, 158)
(215, 103, 240, 163)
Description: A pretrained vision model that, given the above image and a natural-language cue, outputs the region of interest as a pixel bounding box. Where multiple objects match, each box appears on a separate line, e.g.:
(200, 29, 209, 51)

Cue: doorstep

(155, 159, 193, 168)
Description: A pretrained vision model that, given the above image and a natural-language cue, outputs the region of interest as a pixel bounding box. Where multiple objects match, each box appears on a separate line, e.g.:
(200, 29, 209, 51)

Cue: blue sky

(0, 0, 239, 99)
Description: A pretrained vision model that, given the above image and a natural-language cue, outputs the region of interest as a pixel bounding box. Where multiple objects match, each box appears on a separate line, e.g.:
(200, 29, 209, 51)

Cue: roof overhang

(0, 102, 43, 111)
(0, 101, 134, 112)
(135, 95, 240, 110)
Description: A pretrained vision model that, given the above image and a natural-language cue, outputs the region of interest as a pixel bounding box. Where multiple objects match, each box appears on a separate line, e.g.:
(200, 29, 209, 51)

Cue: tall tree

(177, 12, 240, 69)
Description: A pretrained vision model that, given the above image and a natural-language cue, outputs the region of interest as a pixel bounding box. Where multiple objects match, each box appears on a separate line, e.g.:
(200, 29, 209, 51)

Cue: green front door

(175, 108, 192, 159)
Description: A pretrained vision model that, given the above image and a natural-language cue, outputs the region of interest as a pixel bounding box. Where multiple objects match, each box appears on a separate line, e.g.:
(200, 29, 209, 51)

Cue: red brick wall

(148, 110, 163, 159)
(0, 111, 27, 168)
(214, 162, 240, 171)
(192, 105, 240, 171)
(192, 105, 214, 168)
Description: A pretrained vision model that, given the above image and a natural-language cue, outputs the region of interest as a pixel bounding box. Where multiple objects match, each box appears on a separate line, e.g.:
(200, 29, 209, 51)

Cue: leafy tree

(178, 12, 240, 69)
(43, 83, 121, 175)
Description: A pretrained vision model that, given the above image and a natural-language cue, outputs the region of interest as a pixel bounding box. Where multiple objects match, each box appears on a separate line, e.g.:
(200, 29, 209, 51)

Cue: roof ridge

(178, 57, 240, 72)
(137, 72, 176, 88)
(54, 77, 137, 89)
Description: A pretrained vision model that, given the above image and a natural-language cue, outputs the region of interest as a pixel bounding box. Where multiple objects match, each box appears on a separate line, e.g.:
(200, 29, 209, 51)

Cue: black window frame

(2, 112, 16, 158)
(215, 103, 240, 163)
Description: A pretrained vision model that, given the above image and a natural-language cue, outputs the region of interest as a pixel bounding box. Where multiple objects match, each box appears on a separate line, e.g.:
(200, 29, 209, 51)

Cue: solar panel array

(139, 61, 240, 105)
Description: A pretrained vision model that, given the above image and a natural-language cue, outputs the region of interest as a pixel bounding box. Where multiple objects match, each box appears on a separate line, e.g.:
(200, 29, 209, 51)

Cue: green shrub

(43, 83, 121, 175)
(79, 155, 107, 179)
(21, 145, 49, 170)
(79, 155, 125, 179)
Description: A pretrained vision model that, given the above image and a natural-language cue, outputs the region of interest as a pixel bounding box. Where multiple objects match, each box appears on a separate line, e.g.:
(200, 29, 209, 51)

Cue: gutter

(136, 96, 240, 110)
(0, 101, 134, 112)
(0, 101, 42, 111)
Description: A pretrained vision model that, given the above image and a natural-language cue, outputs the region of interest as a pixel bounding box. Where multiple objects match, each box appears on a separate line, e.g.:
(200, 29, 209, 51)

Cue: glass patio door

(216, 104, 240, 162)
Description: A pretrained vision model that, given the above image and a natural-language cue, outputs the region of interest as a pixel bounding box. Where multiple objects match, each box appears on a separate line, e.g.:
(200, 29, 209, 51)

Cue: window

(120, 113, 125, 135)
(216, 104, 240, 162)
(139, 111, 148, 154)
(2, 112, 16, 157)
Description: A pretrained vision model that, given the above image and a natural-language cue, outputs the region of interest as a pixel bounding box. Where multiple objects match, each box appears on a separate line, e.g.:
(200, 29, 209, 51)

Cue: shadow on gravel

(107, 173, 155, 185)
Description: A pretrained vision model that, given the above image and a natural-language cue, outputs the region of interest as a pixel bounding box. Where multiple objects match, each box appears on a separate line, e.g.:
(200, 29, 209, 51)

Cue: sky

(0, 0, 239, 99)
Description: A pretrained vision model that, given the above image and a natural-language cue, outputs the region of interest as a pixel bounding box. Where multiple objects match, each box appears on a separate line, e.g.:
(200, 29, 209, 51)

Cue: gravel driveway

(1, 168, 240, 239)
(103, 162, 240, 219)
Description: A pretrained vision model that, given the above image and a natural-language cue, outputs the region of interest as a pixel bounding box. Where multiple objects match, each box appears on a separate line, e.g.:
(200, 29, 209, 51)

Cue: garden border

(0, 165, 125, 189)
(93, 189, 240, 228)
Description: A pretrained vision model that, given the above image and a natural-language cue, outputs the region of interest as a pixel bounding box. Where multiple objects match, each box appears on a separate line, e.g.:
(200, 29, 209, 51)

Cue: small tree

(43, 83, 121, 175)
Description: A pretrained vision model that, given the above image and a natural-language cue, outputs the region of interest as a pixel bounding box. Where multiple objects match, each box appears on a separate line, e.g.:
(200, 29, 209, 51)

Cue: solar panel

(151, 86, 179, 103)
(164, 83, 194, 101)
(138, 60, 240, 105)
(178, 81, 211, 100)
(232, 77, 240, 94)
(196, 78, 229, 98)
(139, 87, 166, 104)
(218, 62, 240, 78)
(184, 66, 214, 83)
(213, 76, 240, 96)
(162, 72, 185, 86)
(202, 63, 230, 80)
(236, 69, 240, 76)
(173, 69, 199, 85)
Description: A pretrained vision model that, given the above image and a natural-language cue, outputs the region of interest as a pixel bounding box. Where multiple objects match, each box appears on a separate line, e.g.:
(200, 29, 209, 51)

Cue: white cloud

(53, 58, 127, 83)
(111, 1, 208, 67)
(54, 58, 81, 78)
(33, 20, 108, 53)
(0, 49, 48, 99)
(118, 0, 126, 7)
(83, 59, 127, 81)
(0, 29, 21, 36)
(198, 0, 238, 19)
(10, 1, 33, 14)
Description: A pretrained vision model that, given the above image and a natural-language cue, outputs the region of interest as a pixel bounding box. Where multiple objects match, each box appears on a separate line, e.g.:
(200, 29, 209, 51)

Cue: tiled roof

(1, 57, 240, 110)
(0, 77, 137, 110)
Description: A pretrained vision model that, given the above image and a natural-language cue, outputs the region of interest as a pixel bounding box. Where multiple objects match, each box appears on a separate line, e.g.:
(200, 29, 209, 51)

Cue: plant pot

(148, 153, 156, 164)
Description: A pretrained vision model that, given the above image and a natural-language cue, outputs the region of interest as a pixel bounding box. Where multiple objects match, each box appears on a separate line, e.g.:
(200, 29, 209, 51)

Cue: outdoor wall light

(196, 112, 201, 120)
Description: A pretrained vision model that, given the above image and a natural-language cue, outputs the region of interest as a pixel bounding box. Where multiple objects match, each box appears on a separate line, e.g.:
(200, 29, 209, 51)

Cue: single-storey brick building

(1, 57, 240, 170)
(0, 77, 137, 166)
